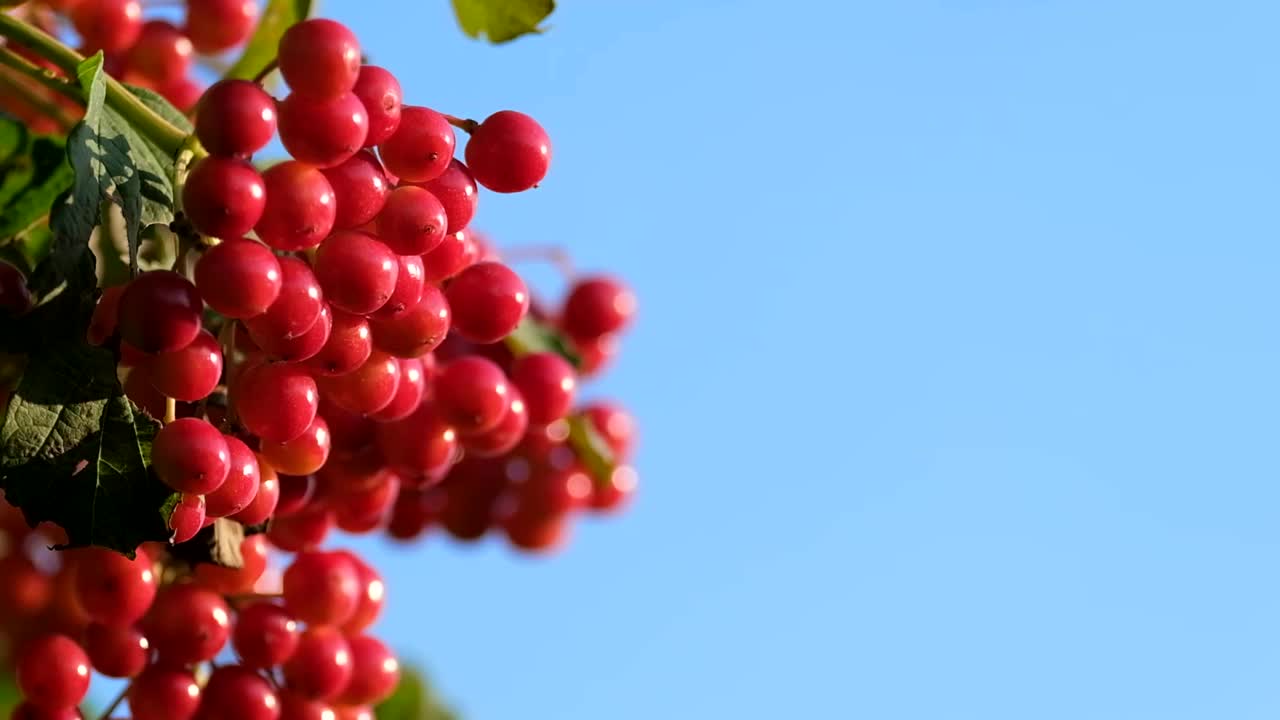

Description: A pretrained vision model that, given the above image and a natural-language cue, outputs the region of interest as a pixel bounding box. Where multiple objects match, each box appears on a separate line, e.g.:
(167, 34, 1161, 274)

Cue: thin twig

(442, 113, 479, 133)
(96, 681, 130, 720)
(0, 46, 82, 104)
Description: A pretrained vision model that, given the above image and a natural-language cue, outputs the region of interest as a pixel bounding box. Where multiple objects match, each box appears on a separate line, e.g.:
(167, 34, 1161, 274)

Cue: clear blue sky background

(317, 1, 1280, 718)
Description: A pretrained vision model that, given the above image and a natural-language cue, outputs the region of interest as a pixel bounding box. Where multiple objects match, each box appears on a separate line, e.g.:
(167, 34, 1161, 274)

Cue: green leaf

(0, 339, 180, 556)
(503, 315, 582, 368)
(375, 665, 458, 720)
(224, 0, 313, 83)
(68, 52, 180, 276)
(451, 0, 554, 42)
(0, 114, 73, 247)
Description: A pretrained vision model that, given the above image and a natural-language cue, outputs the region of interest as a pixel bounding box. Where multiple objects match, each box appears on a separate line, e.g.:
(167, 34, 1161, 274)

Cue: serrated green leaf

(224, 0, 313, 83)
(0, 340, 180, 556)
(451, 0, 554, 43)
(125, 84, 194, 133)
(375, 665, 458, 720)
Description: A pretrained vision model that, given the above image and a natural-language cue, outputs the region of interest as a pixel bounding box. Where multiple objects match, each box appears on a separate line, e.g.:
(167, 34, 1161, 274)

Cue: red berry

(465, 111, 551, 193)
(256, 161, 338, 251)
(421, 230, 480, 283)
(71, 547, 156, 626)
(266, 504, 333, 551)
(84, 622, 148, 678)
(413, 159, 478, 234)
(196, 80, 278, 157)
(510, 352, 577, 424)
(72, 0, 142, 52)
(434, 356, 510, 434)
(15, 634, 90, 710)
(316, 350, 401, 415)
(243, 256, 325, 342)
(375, 186, 447, 255)
(331, 473, 400, 533)
(233, 362, 320, 443)
(278, 91, 369, 168)
(194, 533, 268, 594)
(278, 19, 361, 99)
(378, 106, 455, 183)
(252, 302, 332, 362)
(503, 507, 570, 552)
(184, 0, 257, 53)
(282, 626, 353, 700)
(376, 402, 458, 478)
(368, 357, 425, 422)
(351, 65, 401, 146)
(583, 401, 636, 459)
(146, 328, 222, 401)
(194, 237, 283, 319)
(464, 388, 528, 458)
(275, 472, 316, 517)
(197, 665, 280, 720)
(183, 156, 266, 239)
(335, 635, 399, 705)
(129, 665, 201, 720)
(562, 275, 636, 339)
(313, 231, 398, 315)
(117, 270, 203, 353)
(307, 309, 372, 376)
(340, 555, 385, 633)
(444, 261, 529, 343)
(277, 690, 336, 720)
(234, 602, 301, 668)
(371, 254, 425, 320)
(158, 76, 205, 113)
(143, 584, 231, 664)
(321, 150, 391, 229)
(205, 435, 260, 517)
(283, 550, 360, 627)
(589, 466, 638, 512)
(369, 284, 450, 358)
(260, 414, 331, 476)
(230, 457, 279, 525)
(168, 493, 206, 543)
(153, 418, 230, 494)
(124, 21, 193, 88)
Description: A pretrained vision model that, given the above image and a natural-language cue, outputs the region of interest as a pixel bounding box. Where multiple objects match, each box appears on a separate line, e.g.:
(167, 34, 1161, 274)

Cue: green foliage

(0, 116, 72, 256)
(376, 665, 459, 720)
(504, 315, 583, 368)
(451, 0, 555, 43)
(0, 340, 179, 557)
(0, 54, 189, 556)
(224, 0, 313, 82)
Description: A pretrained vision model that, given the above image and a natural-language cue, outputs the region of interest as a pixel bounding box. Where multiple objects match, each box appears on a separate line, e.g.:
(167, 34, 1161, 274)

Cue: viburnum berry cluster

(0, 1, 634, 718)
(1, 0, 256, 130)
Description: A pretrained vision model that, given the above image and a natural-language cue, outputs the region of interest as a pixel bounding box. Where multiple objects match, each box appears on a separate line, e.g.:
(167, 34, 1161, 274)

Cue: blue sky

(319, 1, 1280, 718)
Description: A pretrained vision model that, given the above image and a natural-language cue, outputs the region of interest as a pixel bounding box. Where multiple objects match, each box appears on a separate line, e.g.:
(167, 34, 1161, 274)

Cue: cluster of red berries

(0, 501, 394, 719)
(1, 0, 258, 130)
(0, 7, 639, 718)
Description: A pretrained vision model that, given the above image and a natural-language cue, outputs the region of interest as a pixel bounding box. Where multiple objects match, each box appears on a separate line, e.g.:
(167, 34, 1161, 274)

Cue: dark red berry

(562, 275, 636, 339)
(369, 284, 450, 358)
(185, 0, 257, 53)
(183, 156, 266, 239)
(278, 18, 361, 99)
(465, 110, 551, 193)
(153, 418, 230, 494)
(194, 237, 282, 318)
(444, 261, 529, 343)
(145, 328, 222, 401)
(433, 356, 510, 434)
(123, 21, 192, 88)
(413, 159, 478, 233)
(72, 0, 143, 53)
(321, 150, 391, 229)
(195, 80, 277, 157)
(233, 361, 320, 443)
(313, 231, 398, 315)
(376, 186, 447, 255)
(243, 256, 325, 342)
(351, 65, 402, 147)
(0, 260, 34, 315)
(378, 106, 455, 183)
(509, 352, 576, 424)
(117, 270, 203, 353)
(278, 91, 369, 168)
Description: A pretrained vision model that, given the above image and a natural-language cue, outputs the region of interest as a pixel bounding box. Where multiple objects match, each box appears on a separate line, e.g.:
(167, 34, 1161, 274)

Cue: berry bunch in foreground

(0, 9, 638, 717)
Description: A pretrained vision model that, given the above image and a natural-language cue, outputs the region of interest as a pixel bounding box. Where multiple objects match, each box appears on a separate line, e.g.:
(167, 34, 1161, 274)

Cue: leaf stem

(443, 113, 479, 133)
(251, 58, 278, 85)
(0, 46, 82, 105)
(0, 13, 193, 157)
(96, 681, 130, 720)
(0, 68, 75, 131)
